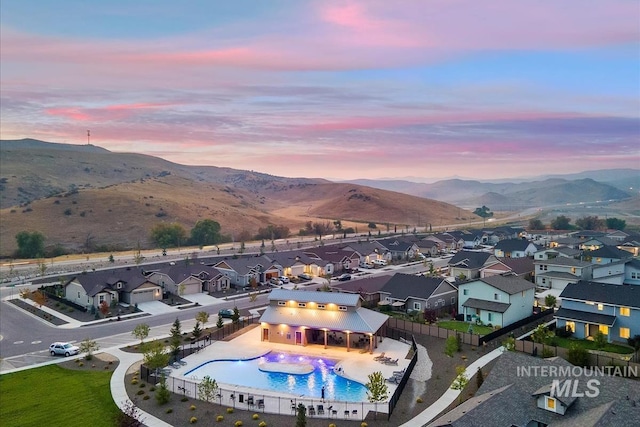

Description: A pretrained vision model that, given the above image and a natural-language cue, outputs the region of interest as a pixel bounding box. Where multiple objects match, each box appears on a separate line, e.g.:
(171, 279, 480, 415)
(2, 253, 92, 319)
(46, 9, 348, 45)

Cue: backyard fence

(478, 308, 555, 345)
(386, 317, 480, 347)
(387, 334, 418, 420)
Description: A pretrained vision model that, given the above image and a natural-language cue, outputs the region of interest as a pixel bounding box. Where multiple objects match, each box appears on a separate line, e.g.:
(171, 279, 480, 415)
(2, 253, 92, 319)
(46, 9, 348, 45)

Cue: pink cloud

(45, 102, 176, 122)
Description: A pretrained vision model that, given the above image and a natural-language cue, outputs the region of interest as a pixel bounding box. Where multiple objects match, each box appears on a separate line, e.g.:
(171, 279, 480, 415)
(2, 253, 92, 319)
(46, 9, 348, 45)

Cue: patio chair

(352, 409, 358, 417)
(344, 410, 350, 418)
(309, 406, 316, 417)
(383, 358, 399, 366)
(257, 399, 264, 409)
(317, 405, 325, 415)
(377, 357, 392, 364)
(373, 352, 386, 360)
(247, 396, 255, 407)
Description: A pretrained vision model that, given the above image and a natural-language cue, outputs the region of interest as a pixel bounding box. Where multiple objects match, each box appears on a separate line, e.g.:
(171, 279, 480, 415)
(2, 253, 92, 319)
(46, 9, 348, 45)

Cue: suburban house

(428, 351, 640, 427)
(415, 239, 440, 257)
(585, 245, 633, 265)
(579, 236, 620, 251)
(480, 257, 534, 281)
(377, 238, 419, 261)
(211, 256, 282, 288)
(493, 238, 538, 258)
(145, 264, 231, 295)
(625, 259, 640, 285)
(448, 250, 499, 280)
(259, 289, 389, 353)
(425, 233, 464, 252)
(555, 280, 640, 343)
(330, 274, 393, 307)
(303, 247, 359, 273)
(264, 252, 321, 278)
(618, 234, 640, 257)
(458, 275, 536, 327)
(378, 273, 458, 315)
(63, 268, 162, 309)
(534, 257, 593, 290)
(340, 241, 390, 264)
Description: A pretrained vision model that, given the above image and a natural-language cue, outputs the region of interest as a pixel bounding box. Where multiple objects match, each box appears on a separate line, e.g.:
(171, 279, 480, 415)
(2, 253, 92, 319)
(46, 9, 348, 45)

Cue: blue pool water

(185, 351, 368, 402)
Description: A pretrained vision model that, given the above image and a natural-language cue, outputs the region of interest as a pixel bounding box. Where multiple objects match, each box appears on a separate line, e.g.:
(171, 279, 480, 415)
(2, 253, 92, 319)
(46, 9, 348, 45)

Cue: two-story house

(211, 256, 281, 288)
(555, 280, 640, 343)
(493, 238, 538, 258)
(378, 273, 458, 315)
(533, 257, 592, 291)
(377, 238, 419, 261)
(259, 289, 389, 353)
(458, 275, 536, 328)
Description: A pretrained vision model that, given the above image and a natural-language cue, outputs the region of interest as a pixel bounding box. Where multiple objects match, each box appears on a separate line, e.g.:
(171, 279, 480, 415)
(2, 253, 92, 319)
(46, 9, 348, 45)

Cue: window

(451, 297, 456, 304)
(632, 272, 639, 279)
(541, 278, 546, 285)
(463, 289, 468, 296)
(317, 304, 325, 310)
(597, 304, 603, 311)
(599, 325, 609, 335)
(278, 301, 286, 306)
(99, 295, 105, 303)
(414, 302, 421, 310)
(566, 321, 575, 333)
(620, 307, 630, 316)
(541, 265, 548, 271)
(620, 327, 630, 339)
(494, 293, 500, 301)
(298, 303, 306, 308)
(426, 302, 430, 309)
(596, 258, 602, 263)
(78, 292, 81, 298)
(546, 397, 556, 410)
(586, 301, 595, 306)
(488, 313, 493, 322)
(338, 306, 347, 312)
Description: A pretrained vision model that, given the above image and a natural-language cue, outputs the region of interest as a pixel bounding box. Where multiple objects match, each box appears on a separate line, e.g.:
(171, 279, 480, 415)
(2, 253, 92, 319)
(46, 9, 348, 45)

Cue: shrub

(258, 422, 266, 427)
(104, 365, 109, 369)
(139, 383, 146, 388)
(216, 415, 224, 422)
(78, 362, 84, 367)
(567, 343, 589, 366)
(252, 414, 260, 420)
(136, 390, 145, 395)
(181, 397, 189, 402)
(329, 424, 337, 427)
(190, 404, 196, 411)
(445, 335, 459, 357)
(361, 423, 368, 427)
(190, 417, 197, 424)
(143, 395, 150, 400)
(234, 422, 243, 427)
(416, 397, 423, 403)
(166, 408, 173, 414)
(226, 408, 234, 414)
(149, 386, 156, 392)
(542, 347, 555, 358)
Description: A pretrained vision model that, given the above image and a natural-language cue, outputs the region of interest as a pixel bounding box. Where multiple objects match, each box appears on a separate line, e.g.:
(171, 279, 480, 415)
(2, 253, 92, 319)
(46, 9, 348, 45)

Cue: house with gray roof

(259, 289, 389, 352)
(376, 237, 419, 261)
(458, 275, 535, 327)
(340, 240, 390, 264)
(625, 258, 640, 286)
(303, 246, 360, 273)
(556, 280, 640, 343)
(493, 238, 538, 258)
(429, 350, 640, 427)
(330, 274, 393, 307)
(211, 255, 281, 287)
(586, 245, 633, 265)
(145, 264, 231, 295)
(534, 257, 593, 290)
(448, 250, 498, 280)
(263, 252, 321, 278)
(378, 273, 458, 315)
(63, 268, 162, 309)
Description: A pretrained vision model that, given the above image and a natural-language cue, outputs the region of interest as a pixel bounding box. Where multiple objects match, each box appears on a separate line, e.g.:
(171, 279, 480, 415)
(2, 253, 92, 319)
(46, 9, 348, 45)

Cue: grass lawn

(551, 336, 634, 354)
(437, 320, 494, 336)
(0, 364, 119, 427)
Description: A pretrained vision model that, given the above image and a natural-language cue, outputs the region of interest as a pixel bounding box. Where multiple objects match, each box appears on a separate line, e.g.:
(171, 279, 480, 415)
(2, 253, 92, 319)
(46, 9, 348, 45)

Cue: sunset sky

(1, 1, 638, 181)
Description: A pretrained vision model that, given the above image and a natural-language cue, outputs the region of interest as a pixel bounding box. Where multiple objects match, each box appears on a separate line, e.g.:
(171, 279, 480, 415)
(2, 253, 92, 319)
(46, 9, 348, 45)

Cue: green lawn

(437, 320, 494, 336)
(551, 336, 634, 355)
(0, 365, 119, 427)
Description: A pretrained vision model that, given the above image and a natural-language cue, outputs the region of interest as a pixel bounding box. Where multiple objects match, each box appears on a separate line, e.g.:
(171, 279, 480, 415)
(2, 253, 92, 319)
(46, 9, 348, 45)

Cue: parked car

(269, 277, 283, 286)
(49, 342, 80, 357)
(278, 276, 290, 284)
(298, 273, 313, 280)
(218, 308, 234, 318)
(360, 262, 374, 269)
(337, 274, 351, 281)
(373, 259, 387, 266)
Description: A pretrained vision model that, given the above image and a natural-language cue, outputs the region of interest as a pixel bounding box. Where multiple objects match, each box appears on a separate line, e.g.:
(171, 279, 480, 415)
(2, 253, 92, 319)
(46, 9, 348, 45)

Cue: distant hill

(0, 139, 471, 256)
(345, 171, 636, 209)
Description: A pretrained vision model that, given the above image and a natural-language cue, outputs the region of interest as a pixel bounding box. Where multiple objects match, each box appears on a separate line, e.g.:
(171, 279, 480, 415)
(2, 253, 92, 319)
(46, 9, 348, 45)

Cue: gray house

(448, 250, 499, 280)
(493, 238, 538, 258)
(378, 273, 458, 315)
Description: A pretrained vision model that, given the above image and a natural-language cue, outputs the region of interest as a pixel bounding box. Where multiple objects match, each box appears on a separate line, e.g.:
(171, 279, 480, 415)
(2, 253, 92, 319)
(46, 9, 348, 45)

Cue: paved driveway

(181, 293, 223, 306)
(137, 301, 178, 315)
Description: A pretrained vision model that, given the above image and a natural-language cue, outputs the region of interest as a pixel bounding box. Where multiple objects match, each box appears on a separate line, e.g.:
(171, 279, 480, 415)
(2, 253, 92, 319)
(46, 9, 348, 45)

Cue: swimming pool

(184, 351, 369, 402)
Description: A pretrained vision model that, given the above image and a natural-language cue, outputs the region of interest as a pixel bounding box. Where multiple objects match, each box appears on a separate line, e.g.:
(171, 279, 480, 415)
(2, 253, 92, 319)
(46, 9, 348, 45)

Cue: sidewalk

(399, 346, 505, 427)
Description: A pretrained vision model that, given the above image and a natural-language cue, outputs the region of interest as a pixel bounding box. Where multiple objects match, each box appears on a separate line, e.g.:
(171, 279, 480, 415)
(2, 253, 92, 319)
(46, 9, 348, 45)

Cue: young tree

(531, 324, 554, 355)
(566, 343, 589, 366)
(195, 311, 209, 329)
(169, 318, 182, 361)
(473, 206, 493, 226)
(197, 375, 219, 403)
(593, 331, 607, 350)
(192, 321, 202, 340)
(451, 365, 469, 391)
(31, 290, 47, 308)
(116, 398, 145, 427)
(231, 306, 240, 324)
(108, 254, 115, 263)
(99, 300, 110, 317)
(544, 295, 557, 308)
(132, 323, 150, 344)
(445, 335, 459, 357)
(142, 341, 170, 375)
(476, 367, 484, 389)
(79, 338, 99, 360)
(216, 314, 224, 329)
(365, 371, 389, 420)
(156, 374, 171, 405)
(296, 403, 307, 427)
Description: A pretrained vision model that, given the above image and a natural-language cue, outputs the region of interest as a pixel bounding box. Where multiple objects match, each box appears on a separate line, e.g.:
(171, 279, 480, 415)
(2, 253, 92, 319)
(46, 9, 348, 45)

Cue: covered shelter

(259, 289, 389, 353)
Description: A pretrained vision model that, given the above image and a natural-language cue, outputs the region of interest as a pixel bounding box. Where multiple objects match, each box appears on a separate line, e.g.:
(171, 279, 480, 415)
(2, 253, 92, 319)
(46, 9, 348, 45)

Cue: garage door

(132, 289, 157, 303)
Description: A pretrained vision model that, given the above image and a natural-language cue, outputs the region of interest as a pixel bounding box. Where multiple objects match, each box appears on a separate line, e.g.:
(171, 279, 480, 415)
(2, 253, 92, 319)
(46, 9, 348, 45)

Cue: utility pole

(87, 130, 90, 145)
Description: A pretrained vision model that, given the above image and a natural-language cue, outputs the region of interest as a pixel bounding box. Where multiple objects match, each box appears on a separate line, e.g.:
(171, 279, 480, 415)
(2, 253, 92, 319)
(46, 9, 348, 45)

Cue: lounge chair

(317, 405, 324, 415)
(383, 358, 399, 365)
(257, 399, 264, 409)
(373, 352, 386, 361)
(377, 357, 392, 364)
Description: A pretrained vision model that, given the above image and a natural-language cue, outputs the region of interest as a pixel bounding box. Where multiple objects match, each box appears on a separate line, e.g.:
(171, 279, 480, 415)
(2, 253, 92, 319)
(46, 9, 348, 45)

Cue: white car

(278, 276, 290, 284)
(49, 342, 80, 357)
(269, 277, 283, 286)
(372, 259, 387, 266)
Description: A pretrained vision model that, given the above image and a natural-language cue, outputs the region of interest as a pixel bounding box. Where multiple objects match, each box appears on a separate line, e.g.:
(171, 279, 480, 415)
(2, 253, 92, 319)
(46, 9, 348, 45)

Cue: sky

(1, 1, 639, 182)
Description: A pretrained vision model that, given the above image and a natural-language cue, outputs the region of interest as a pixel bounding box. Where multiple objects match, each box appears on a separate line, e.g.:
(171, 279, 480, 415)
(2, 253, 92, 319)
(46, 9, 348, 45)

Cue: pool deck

(166, 327, 412, 418)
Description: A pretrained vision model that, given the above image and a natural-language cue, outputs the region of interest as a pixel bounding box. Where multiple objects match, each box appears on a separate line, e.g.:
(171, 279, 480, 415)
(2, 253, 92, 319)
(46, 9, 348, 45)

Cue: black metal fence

(478, 308, 554, 345)
(386, 332, 418, 420)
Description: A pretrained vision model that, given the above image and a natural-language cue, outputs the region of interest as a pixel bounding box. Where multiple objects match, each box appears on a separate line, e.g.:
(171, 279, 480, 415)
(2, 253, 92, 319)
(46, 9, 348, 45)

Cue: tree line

(528, 216, 627, 231)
